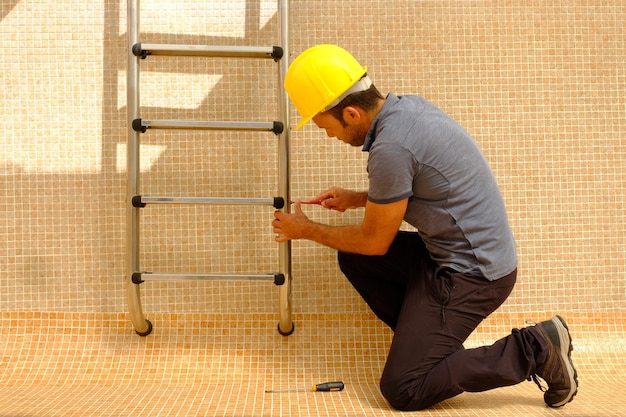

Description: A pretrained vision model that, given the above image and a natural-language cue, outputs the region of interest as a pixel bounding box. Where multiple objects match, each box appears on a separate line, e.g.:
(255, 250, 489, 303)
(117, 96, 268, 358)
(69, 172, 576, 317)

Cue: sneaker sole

(549, 315, 579, 407)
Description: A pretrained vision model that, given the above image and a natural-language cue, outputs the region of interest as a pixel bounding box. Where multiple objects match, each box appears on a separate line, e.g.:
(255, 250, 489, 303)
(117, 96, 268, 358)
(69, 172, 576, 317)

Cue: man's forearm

(301, 221, 384, 255)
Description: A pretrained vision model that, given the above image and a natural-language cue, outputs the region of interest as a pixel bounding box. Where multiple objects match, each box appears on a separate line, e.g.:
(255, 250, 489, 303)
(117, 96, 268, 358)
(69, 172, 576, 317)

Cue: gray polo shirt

(364, 94, 517, 280)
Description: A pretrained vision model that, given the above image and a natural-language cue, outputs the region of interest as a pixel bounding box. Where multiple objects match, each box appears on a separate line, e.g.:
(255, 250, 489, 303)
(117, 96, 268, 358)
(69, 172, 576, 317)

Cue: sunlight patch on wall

(118, 71, 222, 110)
(0, 0, 105, 174)
(120, 1, 277, 37)
(259, 0, 277, 29)
(141, 1, 245, 37)
(116, 143, 167, 173)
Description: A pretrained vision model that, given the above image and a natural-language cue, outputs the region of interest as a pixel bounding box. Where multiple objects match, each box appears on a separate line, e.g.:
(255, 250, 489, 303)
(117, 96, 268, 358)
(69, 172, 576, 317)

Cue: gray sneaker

(529, 315, 578, 407)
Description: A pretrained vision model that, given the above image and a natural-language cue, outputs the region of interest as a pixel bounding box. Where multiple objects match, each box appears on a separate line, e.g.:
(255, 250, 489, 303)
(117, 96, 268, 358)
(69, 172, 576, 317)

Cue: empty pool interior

(0, 1, 624, 416)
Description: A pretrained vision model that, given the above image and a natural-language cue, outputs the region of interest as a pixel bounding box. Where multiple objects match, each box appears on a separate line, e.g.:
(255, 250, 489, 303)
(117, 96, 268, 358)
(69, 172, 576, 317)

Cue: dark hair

(324, 79, 384, 127)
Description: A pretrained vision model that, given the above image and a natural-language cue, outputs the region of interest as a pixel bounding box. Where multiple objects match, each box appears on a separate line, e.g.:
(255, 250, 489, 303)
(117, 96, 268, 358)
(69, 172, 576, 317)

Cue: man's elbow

(357, 223, 399, 256)
(361, 239, 392, 256)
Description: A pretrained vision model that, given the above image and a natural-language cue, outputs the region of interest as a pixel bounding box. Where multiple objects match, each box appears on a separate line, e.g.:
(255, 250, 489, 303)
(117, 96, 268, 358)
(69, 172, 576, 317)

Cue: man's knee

(380, 376, 410, 411)
(380, 373, 432, 411)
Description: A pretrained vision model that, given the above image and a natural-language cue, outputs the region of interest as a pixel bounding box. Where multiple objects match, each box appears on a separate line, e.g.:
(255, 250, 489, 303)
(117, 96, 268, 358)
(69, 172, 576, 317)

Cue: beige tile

(0, 312, 624, 416)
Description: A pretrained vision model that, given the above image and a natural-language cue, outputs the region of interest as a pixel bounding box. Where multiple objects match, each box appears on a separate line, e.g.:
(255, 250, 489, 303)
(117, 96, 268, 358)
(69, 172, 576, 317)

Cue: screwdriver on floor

(265, 381, 345, 393)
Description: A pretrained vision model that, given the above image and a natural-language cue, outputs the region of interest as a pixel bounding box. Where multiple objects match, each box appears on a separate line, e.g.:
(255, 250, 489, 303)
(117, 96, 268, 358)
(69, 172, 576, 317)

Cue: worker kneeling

(274, 44, 578, 410)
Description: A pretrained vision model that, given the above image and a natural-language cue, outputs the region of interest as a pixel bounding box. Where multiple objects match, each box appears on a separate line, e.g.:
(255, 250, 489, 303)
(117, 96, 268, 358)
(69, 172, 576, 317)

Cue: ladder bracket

(273, 197, 285, 209)
(274, 273, 285, 286)
(272, 121, 284, 135)
(132, 43, 148, 59)
(132, 195, 146, 208)
(132, 272, 145, 284)
(271, 46, 284, 61)
(132, 118, 147, 133)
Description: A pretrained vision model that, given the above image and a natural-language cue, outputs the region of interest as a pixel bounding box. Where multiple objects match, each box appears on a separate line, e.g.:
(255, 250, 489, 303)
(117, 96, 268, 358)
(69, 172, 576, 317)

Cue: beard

(341, 123, 369, 147)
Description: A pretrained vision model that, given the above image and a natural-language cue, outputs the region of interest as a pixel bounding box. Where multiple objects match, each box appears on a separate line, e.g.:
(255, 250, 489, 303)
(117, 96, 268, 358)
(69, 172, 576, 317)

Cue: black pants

(338, 231, 549, 410)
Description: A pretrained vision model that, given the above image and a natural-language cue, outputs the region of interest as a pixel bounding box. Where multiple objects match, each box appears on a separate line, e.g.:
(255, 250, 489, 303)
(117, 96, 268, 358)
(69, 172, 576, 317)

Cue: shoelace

(528, 374, 548, 392)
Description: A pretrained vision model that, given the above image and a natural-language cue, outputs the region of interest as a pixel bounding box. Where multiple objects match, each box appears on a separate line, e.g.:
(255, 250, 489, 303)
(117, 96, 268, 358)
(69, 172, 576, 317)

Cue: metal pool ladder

(125, 0, 293, 336)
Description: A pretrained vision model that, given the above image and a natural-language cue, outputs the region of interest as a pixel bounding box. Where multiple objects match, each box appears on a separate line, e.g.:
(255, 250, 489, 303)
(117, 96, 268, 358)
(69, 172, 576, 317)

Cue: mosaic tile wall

(0, 0, 624, 319)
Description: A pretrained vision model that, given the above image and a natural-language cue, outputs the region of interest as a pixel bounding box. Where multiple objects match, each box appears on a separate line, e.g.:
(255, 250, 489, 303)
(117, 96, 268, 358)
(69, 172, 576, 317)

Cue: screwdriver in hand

(290, 200, 324, 205)
(265, 381, 344, 393)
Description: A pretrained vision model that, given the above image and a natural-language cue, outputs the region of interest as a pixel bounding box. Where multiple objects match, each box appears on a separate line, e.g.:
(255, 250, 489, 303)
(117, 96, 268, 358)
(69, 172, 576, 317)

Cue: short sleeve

(367, 143, 416, 204)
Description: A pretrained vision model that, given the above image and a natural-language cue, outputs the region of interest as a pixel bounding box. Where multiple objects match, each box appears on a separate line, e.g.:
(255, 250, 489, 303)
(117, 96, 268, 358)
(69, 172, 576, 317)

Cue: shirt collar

(362, 93, 399, 152)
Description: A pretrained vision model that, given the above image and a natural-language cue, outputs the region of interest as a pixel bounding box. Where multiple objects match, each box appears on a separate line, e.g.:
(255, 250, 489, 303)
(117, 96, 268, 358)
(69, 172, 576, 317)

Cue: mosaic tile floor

(1, 312, 624, 416)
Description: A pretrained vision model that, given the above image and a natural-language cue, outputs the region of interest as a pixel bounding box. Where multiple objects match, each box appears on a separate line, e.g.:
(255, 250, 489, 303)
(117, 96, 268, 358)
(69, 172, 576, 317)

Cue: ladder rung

(132, 196, 285, 208)
(132, 43, 283, 60)
(133, 272, 285, 285)
(132, 118, 283, 135)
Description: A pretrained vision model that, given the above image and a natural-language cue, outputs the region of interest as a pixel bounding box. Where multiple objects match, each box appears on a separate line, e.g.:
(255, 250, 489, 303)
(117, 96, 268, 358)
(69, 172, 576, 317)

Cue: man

(273, 44, 578, 411)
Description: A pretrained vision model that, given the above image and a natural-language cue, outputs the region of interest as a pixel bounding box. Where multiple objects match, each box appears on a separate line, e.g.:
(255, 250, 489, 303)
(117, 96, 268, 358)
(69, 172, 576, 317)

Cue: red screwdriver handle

(313, 381, 344, 392)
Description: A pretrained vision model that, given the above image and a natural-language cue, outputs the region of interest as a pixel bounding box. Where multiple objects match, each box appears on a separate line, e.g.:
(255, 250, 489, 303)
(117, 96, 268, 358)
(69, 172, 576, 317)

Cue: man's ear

(342, 106, 362, 125)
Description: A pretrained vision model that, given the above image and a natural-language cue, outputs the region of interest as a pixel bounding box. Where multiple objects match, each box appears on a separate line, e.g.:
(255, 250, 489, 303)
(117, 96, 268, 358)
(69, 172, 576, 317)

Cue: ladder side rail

(277, 0, 294, 336)
(126, 0, 152, 336)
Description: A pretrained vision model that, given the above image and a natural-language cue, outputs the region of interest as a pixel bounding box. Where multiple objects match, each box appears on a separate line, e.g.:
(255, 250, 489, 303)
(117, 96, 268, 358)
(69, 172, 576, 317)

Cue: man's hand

(272, 196, 408, 256)
(273, 202, 311, 242)
(303, 186, 368, 212)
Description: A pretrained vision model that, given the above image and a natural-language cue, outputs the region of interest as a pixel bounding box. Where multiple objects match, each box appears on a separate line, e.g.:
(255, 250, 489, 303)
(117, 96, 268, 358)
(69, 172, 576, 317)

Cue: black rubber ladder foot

(135, 319, 153, 336)
(277, 322, 295, 336)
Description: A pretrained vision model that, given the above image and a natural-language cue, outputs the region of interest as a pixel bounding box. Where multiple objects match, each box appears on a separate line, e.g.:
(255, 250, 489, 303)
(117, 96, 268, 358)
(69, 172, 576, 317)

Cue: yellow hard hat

(285, 44, 368, 129)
